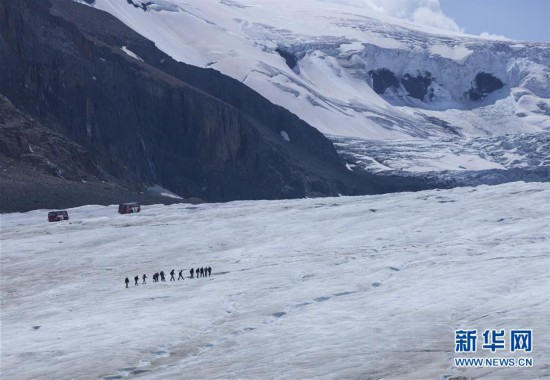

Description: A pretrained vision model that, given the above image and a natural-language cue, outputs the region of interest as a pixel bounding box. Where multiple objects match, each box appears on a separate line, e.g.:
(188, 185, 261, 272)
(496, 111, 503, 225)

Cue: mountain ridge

(1, 0, 439, 211)
(88, 0, 550, 175)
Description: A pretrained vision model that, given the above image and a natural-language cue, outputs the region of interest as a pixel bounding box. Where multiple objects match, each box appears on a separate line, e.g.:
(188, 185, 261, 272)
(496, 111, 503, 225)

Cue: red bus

(118, 202, 140, 214)
(48, 210, 69, 222)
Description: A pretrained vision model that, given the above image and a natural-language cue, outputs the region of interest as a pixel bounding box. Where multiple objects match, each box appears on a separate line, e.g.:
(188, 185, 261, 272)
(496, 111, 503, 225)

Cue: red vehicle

(48, 210, 69, 222)
(118, 202, 140, 214)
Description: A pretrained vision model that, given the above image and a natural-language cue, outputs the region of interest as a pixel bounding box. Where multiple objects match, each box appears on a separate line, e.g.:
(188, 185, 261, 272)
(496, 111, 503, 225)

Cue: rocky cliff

(0, 0, 433, 208)
(0, 93, 194, 212)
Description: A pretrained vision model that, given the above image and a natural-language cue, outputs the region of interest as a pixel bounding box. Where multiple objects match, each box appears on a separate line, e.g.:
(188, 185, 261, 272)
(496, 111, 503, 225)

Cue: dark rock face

(0, 94, 190, 212)
(0, 94, 102, 181)
(468, 72, 504, 101)
(402, 72, 433, 101)
(275, 47, 298, 70)
(368, 69, 433, 101)
(0, 156, 188, 213)
(1, 0, 420, 204)
(368, 68, 504, 103)
(126, 0, 151, 11)
(368, 68, 399, 95)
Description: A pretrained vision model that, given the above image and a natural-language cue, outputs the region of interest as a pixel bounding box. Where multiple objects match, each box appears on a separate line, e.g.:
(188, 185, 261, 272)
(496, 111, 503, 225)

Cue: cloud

(479, 32, 511, 41)
(321, 0, 463, 32)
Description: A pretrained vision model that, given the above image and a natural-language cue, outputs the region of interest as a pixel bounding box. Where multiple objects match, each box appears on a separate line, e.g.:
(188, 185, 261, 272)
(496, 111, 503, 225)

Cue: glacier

(1, 182, 549, 379)
(87, 0, 550, 176)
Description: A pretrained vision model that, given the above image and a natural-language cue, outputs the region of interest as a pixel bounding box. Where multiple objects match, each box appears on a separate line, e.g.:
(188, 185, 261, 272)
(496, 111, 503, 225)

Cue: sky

(328, 0, 550, 42)
(440, 0, 550, 42)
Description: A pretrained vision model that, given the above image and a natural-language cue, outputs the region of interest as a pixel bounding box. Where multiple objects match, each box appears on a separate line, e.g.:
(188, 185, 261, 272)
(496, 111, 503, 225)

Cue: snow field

(1, 182, 549, 379)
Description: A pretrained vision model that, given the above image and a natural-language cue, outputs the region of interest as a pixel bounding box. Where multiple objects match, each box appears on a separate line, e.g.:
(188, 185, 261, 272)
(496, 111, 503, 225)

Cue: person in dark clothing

(208, 266, 212, 277)
(160, 271, 165, 281)
(125, 277, 129, 288)
(178, 270, 184, 280)
(152, 273, 156, 282)
(190, 268, 194, 279)
(134, 275, 139, 286)
(196, 268, 200, 278)
(200, 267, 204, 277)
(142, 274, 147, 284)
(170, 269, 175, 281)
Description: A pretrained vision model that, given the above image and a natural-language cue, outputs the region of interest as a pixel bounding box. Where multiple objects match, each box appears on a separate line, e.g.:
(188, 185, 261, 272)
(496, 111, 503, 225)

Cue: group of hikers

(125, 267, 212, 288)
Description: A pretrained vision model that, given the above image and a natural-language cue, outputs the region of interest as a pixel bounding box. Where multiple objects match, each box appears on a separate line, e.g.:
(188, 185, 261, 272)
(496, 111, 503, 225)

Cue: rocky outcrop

(402, 72, 433, 101)
(368, 68, 399, 95)
(1, 0, 423, 203)
(467, 72, 504, 101)
(368, 66, 504, 103)
(368, 69, 434, 101)
(275, 47, 299, 73)
(0, 94, 102, 181)
(0, 93, 191, 212)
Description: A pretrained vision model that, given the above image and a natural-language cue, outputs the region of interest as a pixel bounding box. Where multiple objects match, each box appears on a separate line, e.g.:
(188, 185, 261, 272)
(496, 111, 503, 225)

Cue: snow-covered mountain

(2, 182, 549, 379)
(7, 0, 424, 205)
(88, 0, 550, 174)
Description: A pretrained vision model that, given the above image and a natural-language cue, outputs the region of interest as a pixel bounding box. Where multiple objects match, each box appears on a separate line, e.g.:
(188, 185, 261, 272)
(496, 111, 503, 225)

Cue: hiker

(170, 269, 175, 281)
(134, 275, 139, 286)
(200, 267, 204, 277)
(142, 274, 147, 284)
(178, 270, 184, 280)
(208, 266, 212, 277)
(190, 268, 194, 279)
(125, 277, 129, 288)
(196, 268, 200, 278)
(160, 271, 165, 282)
(152, 272, 157, 283)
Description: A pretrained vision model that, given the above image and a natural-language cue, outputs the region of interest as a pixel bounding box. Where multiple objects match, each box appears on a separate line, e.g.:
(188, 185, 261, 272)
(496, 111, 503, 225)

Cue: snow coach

(118, 202, 141, 214)
(47, 210, 69, 222)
